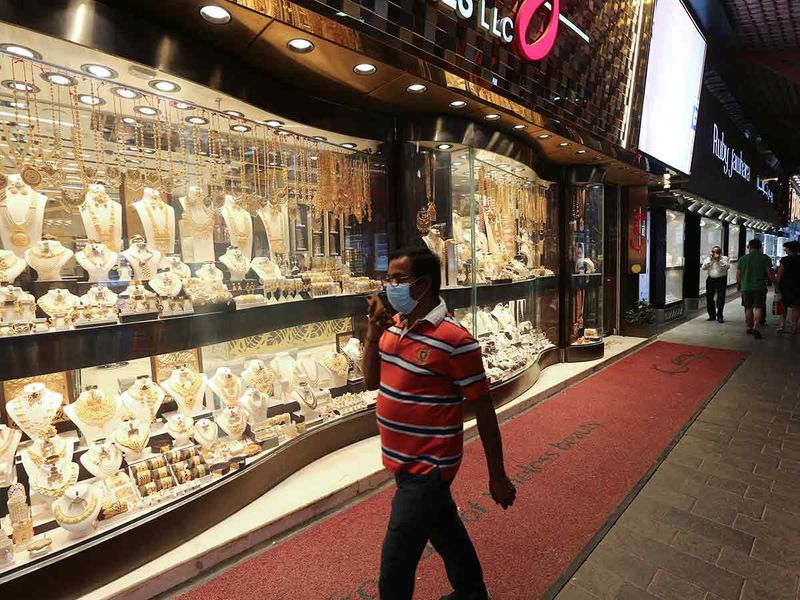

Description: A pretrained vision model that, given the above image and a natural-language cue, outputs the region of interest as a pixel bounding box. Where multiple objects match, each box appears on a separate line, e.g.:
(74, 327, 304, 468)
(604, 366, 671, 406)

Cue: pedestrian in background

(776, 240, 800, 334)
(737, 239, 776, 339)
(702, 244, 730, 323)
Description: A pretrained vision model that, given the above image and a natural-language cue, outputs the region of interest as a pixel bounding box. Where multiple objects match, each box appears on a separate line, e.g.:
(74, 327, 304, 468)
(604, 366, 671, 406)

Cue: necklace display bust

(257, 203, 288, 256)
(121, 376, 165, 424)
(121, 236, 162, 281)
(342, 338, 364, 380)
(241, 359, 274, 395)
(112, 419, 150, 460)
(75, 242, 117, 282)
(36, 288, 80, 318)
(221, 195, 253, 260)
(422, 226, 448, 287)
(196, 262, 224, 284)
(207, 367, 242, 408)
(133, 187, 176, 256)
(179, 187, 216, 263)
(26, 237, 73, 281)
(217, 406, 247, 441)
(52, 483, 103, 537)
(0, 249, 27, 283)
(270, 352, 299, 400)
(192, 418, 219, 450)
(219, 246, 251, 281)
(20, 430, 75, 481)
(79, 440, 123, 480)
(251, 257, 282, 281)
(239, 388, 270, 425)
(161, 366, 208, 416)
(165, 413, 195, 444)
(64, 386, 124, 443)
(0, 425, 22, 486)
(79, 185, 122, 252)
(80, 284, 118, 309)
(163, 255, 192, 281)
(0, 174, 47, 258)
(149, 270, 183, 298)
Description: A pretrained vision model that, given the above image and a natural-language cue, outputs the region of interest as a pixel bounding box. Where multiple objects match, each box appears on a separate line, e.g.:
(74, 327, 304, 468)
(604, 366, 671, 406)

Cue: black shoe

(707, 316, 716, 321)
(753, 330, 762, 339)
(718, 317, 725, 323)
(746, 328, 754, 335)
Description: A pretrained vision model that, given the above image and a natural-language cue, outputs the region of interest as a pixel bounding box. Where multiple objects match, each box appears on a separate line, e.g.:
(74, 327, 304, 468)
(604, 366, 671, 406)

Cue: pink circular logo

(515, 0, 560, 61)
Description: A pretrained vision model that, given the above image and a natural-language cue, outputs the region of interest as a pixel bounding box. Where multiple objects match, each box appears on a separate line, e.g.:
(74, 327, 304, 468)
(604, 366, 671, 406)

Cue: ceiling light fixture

(263, 120, 284, 128)
(41, 73, 75, 87)
(3, 81, 37, 93)
(224, 110, 244, 118)
(199, 5, 232, 24)
(122, 117, 137, 125)
(112, 87, 141, 99)
(406, 83, 427, 94)
(78, 95, 104, 106)
(186, 116, 209, 125)
(436, 144, 453, 150)
(134, 105, 159, 115)
(452, 161, 463, 167)
(484, 113, 501, 121)
(353, 63, 377, 75)
(174, 101, 193, 110)
(231, 124, 251, 132)
(537, 133, 551, 139)
(0, 44, 41, 59)
(81, 64, 117, 79)
(576, 149, 587, 155)
(312, 135, 327, 142)
(449, 100, 467, 109)
(287, 38, 315, 53)
(150, 80, 181, 93)
(558, 142, 570, 147)
(514, 124, 528, 130)
(277, 130, 290, 136)
(341, 142, 357, 149)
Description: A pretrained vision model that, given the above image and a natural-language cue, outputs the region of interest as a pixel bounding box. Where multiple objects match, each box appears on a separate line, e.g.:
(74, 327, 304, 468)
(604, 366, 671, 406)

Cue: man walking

(364, 246, 516, 600)
(736, 239, 776, 339)
(702, 245, 730, 322)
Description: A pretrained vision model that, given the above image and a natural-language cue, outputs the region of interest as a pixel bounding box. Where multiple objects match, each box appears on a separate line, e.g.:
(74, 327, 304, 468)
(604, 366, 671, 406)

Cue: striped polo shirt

(376, 298, 489, 480)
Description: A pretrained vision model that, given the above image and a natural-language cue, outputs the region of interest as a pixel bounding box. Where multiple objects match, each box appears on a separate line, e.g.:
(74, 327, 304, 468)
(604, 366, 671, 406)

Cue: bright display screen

(638, 0, 706, 174)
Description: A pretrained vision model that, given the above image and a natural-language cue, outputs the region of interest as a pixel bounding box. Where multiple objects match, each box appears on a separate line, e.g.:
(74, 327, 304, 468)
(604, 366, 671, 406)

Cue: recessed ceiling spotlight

(449, 100, 467, 109)
(576, 150, 587, 155)
(186, 115, 209, 125)
(437, 144, 453, 150)
(174, 101, 193, 110)
(313, 136, 327, 141)
(498, 163, 511, 169)
(406, 83, 427, 94)
(199, 5, 232, 24)
(484, 113, 501, 121)
(112, 87, 141, 99)
(41, 72, 76, 87)
(0, 44, 41, 60)
(310, 155, 318, 161)
(231, 124, 251, 132)
(341, 142, 357, 149)
(81, 64, 118, 79)
(224, 110, 244, 118)
(459, 154, 468, 159)
(142, 148, 155, 154)
(262, 120, 284, 128)
(122, 117, 137, 125)
(558, 142, 570, 147)
(78, 94, 104, 106)
(150, 80, 181, 93)
(537, 134, 551, 139)
(353, 63, 377, 75)
(452, 161, 463, 167)
(514, 124, 528, 130)
(134, 105, 159, 115)
(3, 80, 38, 93)
(287, 38, 315, 53)
(126, 158, 142, 164)
(277, 130, 290, 136)
(512, 167, 523, 172)
(335, 11, 349, 17)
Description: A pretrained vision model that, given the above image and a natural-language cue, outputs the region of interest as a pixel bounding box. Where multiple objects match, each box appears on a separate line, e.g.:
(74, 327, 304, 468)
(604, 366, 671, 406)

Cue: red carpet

(181, 342, 745, 600)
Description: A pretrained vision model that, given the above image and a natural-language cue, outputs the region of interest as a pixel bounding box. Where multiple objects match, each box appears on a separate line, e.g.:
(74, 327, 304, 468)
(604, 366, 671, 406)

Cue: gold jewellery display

(74, 387, 117, 427)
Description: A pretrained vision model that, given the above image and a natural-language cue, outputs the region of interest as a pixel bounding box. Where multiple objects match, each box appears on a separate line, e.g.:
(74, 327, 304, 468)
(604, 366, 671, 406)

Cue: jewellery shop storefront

(0, 0, 653, 595)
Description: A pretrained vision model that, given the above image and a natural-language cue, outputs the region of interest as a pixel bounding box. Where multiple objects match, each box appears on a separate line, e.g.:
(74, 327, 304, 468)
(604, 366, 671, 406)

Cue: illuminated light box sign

(432, 0, 586, 61)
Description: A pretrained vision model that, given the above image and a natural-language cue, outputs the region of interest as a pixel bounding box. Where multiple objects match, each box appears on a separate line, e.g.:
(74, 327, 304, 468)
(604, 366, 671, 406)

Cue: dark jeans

(706, 276, 727, 319)
(379, 470, 487, 600)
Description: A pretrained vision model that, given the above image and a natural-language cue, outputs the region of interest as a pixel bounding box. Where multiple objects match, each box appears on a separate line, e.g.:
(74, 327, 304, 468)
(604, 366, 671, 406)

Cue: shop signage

(626, 187, 648, 275)
(434, 0, 561, 61)
(712, 124, 751, 182)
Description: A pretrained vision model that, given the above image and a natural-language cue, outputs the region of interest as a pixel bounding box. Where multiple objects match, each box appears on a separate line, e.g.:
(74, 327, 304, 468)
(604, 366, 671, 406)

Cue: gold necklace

(1, 194, 36, 248)
(321, 353, 349, 377)
(75, 389, 117, 427)
(129, 246, 156, 279)
(144, 199, 171, 253)
(225, 204, 250, 248)
(185, 199, 215, 236)
(114, 423, 149, 453)
(169, 372, 202, 408)
(223, 410, 246, 435)
(247, 368, 273, 393)
(216, 375, 240, 406)
(83, 245, 111, 271)
(128, 384, 160, 421)
(29, 242, 66, 261)
(31, 463, 79, 499)
(26, 438, 65, 467)
(82, 194, 117, 247)
(53, 491, 98, 525)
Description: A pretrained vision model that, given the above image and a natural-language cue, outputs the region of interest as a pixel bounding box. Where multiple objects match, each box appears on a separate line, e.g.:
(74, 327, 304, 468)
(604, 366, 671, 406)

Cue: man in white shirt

(702, 245, 731, 323)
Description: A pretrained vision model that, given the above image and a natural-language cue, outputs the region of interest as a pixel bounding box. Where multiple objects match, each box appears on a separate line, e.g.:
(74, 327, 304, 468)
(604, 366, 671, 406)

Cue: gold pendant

(21, 166, 42, 188)
(11, 230, 29, 248)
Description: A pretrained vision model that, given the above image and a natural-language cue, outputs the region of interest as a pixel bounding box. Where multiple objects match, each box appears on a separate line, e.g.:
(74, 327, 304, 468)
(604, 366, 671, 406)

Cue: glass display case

(402, 142, 560, 390)
(665, 210, 686, 304)
(567, 184, 604, 348)
(698, 217, 723, 294)
(727, 224, 741, 286)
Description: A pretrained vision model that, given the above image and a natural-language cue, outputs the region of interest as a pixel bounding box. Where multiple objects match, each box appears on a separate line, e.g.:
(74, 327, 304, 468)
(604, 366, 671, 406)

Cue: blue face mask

(386, 282, 419, 315)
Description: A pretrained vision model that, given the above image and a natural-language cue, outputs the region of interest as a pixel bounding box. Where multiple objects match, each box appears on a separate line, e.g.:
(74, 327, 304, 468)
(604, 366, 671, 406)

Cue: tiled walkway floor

(557, 296, 800, 600)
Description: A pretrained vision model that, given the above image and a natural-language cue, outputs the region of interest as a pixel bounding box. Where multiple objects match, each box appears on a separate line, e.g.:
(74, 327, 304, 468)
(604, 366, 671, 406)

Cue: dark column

(649, 207, 667, 308)
(683, 211, 701, 306)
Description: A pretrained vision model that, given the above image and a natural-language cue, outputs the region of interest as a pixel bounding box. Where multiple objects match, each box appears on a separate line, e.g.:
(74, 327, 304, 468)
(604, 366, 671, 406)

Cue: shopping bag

(774, 298, 785, 316)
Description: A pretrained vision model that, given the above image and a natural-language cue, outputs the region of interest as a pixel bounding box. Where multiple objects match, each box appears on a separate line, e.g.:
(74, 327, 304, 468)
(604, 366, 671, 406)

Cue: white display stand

(121, 236, 162, 281)
(219, 247, 251, 281)
(160, 367, 208, 416)
(238, 389, 270, 425)
(6, 383, 63, 440)
(257, 203, 288, 256)
(121, 377, 165, 424)
(270, 352, 299, 401)
(25, 239, 73, 281)
(165, 414, 194, 445)
(220, 196, 253, 260)
(0, 426, 22, 487)
(75, 242, 118, 282)
(133, 188, 176, 257)
(79, 184, 123, 252)
(63, 388, 125, 443)
(21, 434, 75, 481)
(79, 441, 123, 480)
(207, 367, 242, 408)
(0, 250, 27, 283)
(52, 483, 103, 537)
(112, 419, 150, 460)
(217, 407, 248, 441)
(192, 418, 219, 450)
(0, 175, 47, 258)
(179, 187, 216, 263)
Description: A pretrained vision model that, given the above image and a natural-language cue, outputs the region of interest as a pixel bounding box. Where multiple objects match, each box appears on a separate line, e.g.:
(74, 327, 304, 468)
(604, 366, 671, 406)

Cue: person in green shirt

(736, 239, 776, 339)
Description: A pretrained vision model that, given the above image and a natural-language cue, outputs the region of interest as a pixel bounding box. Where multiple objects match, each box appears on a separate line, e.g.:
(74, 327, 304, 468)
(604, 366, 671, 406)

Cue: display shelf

(565, 339, 604, 363)
(0, 280, 556, 382)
